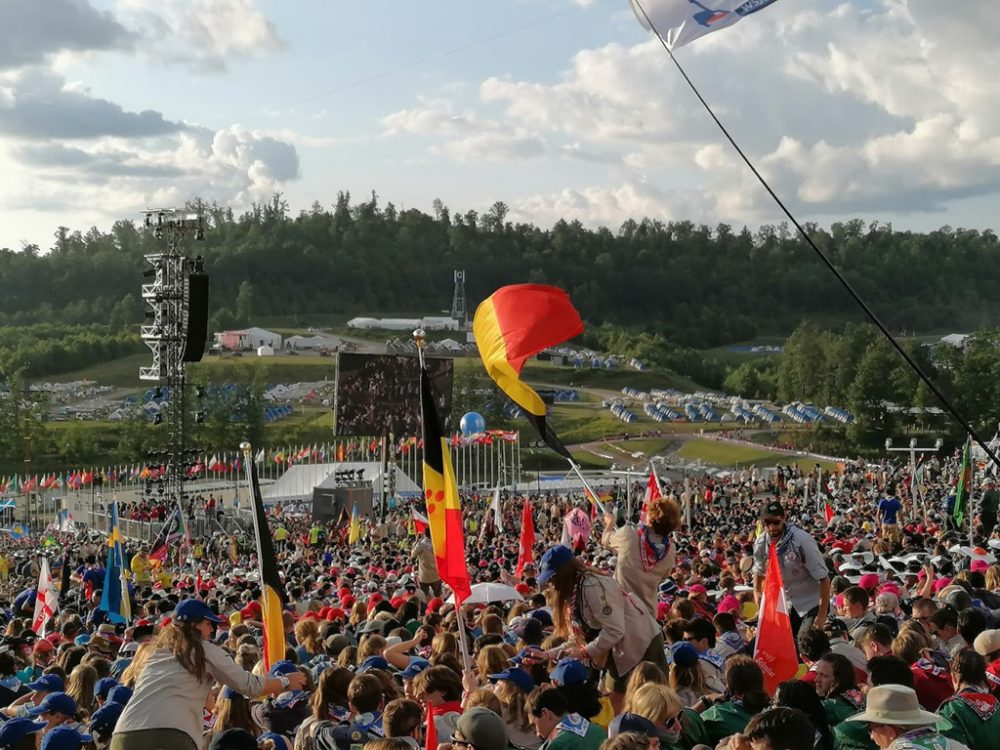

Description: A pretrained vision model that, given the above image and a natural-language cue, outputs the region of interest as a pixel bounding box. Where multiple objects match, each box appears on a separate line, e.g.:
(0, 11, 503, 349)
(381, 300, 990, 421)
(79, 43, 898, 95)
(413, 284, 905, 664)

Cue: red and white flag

(515, 499, 535, 578)
(823, 502, 835, 524)
(32, 558, 59, 634)
(754, 542, 798, 694)
(411, 509, 428, 535)
(641, 470, 662, 524)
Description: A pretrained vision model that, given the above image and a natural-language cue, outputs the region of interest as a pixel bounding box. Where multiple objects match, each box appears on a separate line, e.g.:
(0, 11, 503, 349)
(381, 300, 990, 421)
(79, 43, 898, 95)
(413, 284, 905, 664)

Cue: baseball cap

(487, 667, 533, 694)
(670, 642, 699, 669)
(27, 692, 78, 717)
(513, 617, 544, 645)
(760, 501, 785, 518)
(608, 712, 658, 738)
(268, 660, 299, 677)
(89, 701, 124, 735)
(537, 546, 574, 585)
(39, 726, 92, 750)
(399, 658, 430, 680)
(94, 677, 118, 699)
(357, 656, 389, 674)
(550, 658, 588, 687)
(0, 718, 46, 747)
(107, 685, 133, 706)
(858, 574, 880, 592)
(26, 674, 64, 693)
(33, 640, 54, 654)
(529, 609, 554, 629)
(453, 707, 508, 750)
(688, 584, 707, 596)
(174, 599, 224, 623)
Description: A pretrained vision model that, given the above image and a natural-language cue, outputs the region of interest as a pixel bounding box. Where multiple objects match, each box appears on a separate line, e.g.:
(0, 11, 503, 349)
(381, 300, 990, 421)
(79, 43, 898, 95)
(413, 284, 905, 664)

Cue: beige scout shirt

(577, 572, 661, 676)
(602, 524, 675, 615)
(115, 641, 266, 749)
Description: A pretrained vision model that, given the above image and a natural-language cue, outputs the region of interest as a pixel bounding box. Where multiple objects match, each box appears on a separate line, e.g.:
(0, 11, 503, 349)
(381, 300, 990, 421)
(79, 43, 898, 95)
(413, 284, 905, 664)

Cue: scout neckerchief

(637, 524, 671, 572)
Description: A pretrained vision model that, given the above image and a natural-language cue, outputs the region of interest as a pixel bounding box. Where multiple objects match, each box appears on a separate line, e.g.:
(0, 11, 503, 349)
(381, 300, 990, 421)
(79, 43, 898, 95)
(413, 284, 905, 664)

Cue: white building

(286, 334, 342, 350)
(347, 316, 458, 331)
(215, 327, 283, 351)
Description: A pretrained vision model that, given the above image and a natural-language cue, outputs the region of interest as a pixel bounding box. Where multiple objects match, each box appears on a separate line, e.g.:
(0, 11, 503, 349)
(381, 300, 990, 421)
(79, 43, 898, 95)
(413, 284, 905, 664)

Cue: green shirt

(542, 716, 606, 750)
(701, 701, 753, 746)
(824, 694, 877, 750)
(937, 689, 1000, 750)
(679, 707, 709, 750)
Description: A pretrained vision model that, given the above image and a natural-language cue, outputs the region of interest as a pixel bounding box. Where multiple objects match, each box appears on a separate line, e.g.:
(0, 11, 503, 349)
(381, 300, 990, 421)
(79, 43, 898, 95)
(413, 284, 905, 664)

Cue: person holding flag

(112, 599, 305, 750)
(600, 491, 682, 614)
(752, 500, 831, 636)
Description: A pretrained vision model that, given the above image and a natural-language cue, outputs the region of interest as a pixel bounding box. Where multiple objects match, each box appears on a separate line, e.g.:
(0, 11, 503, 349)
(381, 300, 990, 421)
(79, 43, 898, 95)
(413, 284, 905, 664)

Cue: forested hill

(5, 191, 1000, 347)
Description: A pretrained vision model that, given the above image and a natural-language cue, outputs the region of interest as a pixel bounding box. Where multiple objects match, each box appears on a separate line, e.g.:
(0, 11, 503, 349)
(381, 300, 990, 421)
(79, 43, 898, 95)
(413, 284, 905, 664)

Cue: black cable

(631, 0, 1000, 469)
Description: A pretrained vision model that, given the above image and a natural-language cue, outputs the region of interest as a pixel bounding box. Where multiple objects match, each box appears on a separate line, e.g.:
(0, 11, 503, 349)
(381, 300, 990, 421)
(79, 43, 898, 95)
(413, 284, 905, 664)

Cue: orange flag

(516, 499, 535, 578)
(420, 363, 471, 603)
(754, 542, 798, 694)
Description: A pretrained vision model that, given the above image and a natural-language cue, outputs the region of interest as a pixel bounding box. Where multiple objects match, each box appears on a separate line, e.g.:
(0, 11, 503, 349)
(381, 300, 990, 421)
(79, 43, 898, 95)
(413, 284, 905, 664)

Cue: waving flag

(99, 502, 131, 624)
(410, 508, 429, 535)
(516, 499, 536, 578)
(954, 437, 972, 527)
(473, 284, 583, 459)
(32, 557, 59, 634)
(245, 456, 286, 671)
(420, 362, 472, 603)
(754, 541, 797, 694)
(149, 508, 184, 562)
(348, 502, 363, 545)
(630, 0, 781, 49)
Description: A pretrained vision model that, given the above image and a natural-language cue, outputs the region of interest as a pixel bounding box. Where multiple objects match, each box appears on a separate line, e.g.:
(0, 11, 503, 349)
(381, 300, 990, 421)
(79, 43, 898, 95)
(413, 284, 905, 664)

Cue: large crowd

(0, 452, 998, 750)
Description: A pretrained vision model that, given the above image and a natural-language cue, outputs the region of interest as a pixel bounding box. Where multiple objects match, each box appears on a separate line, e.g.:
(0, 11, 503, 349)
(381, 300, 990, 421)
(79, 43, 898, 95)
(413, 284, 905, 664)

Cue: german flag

(473, 284, 583, 459)
(248, 459, 287, 670)
(420, 364, 472, 604)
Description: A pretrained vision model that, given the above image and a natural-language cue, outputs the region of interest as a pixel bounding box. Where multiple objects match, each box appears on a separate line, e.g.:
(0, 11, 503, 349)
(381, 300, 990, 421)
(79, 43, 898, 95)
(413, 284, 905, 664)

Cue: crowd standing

(0, 452, 998, 750)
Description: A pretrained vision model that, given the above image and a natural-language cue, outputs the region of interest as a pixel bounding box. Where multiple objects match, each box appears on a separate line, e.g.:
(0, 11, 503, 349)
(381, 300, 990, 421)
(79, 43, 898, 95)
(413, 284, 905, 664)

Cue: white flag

(490, 486, 504, 535)
(254, 448, 265, 464)
(630, 0, 781, 49)
(32, 558, 59, 634)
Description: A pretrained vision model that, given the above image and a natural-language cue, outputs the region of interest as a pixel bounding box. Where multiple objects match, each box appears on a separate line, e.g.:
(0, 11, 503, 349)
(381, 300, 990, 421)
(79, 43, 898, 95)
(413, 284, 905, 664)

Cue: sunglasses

(762, 518, 783, 527)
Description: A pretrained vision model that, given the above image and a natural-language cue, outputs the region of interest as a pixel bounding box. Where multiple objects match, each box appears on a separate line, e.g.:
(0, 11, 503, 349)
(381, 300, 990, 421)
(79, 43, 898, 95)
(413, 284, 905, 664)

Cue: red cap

(302, 611, 320, 620)
(426, 597, 444, 614)
(33, 639, 53, 653)
(45, 634, 62, 645)
(241, 601, 262, 619)
(341, 594, 355, 608)
(389, 597, 404, 609)
(688, 584, 707, 595)
(514, 583, 531, 596)
(327, 608, 346, 622)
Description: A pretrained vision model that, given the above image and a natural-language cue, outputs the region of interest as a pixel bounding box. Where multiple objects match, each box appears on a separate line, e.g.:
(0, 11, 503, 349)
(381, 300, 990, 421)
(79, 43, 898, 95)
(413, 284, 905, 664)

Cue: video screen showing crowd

(1, 450, 999, 750)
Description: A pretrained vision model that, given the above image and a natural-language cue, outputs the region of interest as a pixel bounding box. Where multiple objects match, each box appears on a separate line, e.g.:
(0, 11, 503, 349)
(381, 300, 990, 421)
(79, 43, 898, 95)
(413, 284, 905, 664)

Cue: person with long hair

(294, 666, 353, 750)
(601, 495, 682, 614)
(65, 665, 98, 717)
(667, 643, 709, 709)
(112, 599, 305, 750)
(773, 680, 833, 750)
(537, 545, 664, 713)
(811, 653, 873, 750)
(696, 656, 770, 747)
(209, 687, 259, 739)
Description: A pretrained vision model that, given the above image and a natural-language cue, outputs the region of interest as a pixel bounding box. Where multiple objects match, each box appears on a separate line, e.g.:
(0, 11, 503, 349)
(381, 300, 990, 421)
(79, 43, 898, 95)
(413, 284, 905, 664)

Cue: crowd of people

(0, 451, 997, 750)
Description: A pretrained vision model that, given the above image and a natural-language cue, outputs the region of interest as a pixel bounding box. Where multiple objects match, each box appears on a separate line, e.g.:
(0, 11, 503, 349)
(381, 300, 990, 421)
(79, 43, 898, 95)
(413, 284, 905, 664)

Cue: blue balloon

(460, 411, 485, 436)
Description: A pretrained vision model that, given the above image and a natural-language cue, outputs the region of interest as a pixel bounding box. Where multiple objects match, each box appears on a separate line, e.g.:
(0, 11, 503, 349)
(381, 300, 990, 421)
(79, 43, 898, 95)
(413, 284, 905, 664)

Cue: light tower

(451, 270, 467, 329)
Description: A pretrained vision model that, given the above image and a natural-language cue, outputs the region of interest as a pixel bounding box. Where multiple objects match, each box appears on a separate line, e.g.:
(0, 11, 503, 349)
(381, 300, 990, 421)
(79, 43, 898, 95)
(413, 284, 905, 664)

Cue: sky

(2, 0, 999, 251)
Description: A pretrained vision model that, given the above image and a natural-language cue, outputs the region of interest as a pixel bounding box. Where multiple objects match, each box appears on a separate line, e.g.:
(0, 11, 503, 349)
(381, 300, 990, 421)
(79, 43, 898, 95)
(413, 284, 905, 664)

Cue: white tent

(261, 462, 421, 505)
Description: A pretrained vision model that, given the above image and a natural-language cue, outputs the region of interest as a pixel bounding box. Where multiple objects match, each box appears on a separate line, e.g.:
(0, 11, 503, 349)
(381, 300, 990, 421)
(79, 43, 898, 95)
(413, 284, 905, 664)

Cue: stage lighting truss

(334, 468, 367, 486)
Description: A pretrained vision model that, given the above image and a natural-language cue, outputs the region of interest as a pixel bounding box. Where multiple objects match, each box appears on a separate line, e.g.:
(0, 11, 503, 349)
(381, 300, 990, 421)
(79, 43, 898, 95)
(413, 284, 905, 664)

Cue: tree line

(4, 193, 1000, 348)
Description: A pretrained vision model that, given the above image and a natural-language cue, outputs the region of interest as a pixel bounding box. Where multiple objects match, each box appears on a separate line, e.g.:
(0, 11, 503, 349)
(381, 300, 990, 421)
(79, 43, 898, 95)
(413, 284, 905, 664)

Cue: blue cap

(89, 701, 124, 735)
(509, 648, 546, 667)
(537, 546, 574, 584)
(94, 677, 118, 699)
(26, 692, 78, 717)
(107, 685, 132, 706)
(529, 609, 553, 628)
(608, 713, 658, 738)
(357, 656, 389, 673)
(174, 598, 224, 623)
(399, 658, 430, 680)
(268, 660, 299, 677)
(273, 690, 309, 710)
(259, 733, 288, 750)
(41, 727, 93, 750)
(220, 686, 246, 700)
(26, 674, 64, 693)
(74, 634, 90, 647)
(550, 658, 588, 687)
(0, 718, 46, 746)
(487, 667, 534, 693)
(670, 641, 699, 668)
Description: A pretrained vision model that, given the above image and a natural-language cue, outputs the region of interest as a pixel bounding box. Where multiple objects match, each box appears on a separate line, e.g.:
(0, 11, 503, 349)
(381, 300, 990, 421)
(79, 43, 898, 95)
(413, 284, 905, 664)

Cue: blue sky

(2, 1, 999, 250)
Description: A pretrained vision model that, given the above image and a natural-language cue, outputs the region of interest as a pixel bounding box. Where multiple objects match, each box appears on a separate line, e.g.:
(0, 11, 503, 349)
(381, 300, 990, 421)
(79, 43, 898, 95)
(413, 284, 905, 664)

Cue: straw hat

(847, 686, 942, 726)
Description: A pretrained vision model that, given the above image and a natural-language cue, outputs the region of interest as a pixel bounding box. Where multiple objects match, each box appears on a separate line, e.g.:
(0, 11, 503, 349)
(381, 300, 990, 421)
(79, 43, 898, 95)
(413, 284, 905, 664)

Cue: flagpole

(240, 442, 269, 611)
(414, 331, 473, 673)
(568, 461, 610, 516)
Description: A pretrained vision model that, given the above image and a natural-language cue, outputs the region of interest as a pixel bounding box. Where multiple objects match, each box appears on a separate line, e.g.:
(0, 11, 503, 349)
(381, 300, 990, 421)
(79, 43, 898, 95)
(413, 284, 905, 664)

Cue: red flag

(754, 542, 798, 694)
(642, 471, 661, 523)
(411, 509, 429, 535)
(336, 443, 345, 462)
(824, 503, 835, 524)
(516, 499, 535, 578)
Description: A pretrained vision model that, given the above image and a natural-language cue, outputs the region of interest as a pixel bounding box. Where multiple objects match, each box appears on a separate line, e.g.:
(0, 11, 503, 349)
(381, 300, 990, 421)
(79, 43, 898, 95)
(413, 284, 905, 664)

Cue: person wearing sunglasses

(752, 501, 831, 635)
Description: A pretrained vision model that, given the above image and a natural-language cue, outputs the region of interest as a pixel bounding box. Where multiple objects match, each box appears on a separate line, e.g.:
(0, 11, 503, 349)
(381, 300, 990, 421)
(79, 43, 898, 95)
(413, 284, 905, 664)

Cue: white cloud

(118, 0, 285, 72)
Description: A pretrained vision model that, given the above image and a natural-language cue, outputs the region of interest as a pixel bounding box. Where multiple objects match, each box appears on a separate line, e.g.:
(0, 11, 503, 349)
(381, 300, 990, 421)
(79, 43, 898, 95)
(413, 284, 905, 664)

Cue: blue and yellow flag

(99, 501, 130, 624)
(348, 502, 362, 545)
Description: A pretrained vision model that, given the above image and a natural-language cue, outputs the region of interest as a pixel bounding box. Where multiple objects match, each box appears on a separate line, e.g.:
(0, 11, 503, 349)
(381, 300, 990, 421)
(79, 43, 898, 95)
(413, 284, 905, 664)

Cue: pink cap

(879, 583, 901, 596)
(688, 584, 707, 596)
(717, 595, 741, 615)
(972, 559, 989, 573)
(933, 577, 952, 593)
(858, 573, 880, 591)
(657, 602, 670, 621)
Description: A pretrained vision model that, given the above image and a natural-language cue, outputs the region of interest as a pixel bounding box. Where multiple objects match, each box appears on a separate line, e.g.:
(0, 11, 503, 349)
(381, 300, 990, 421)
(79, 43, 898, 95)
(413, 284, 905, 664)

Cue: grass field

(677, 438, 838, 472)
(521, 362, 703, 394)
(603, 438, 675, 457)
